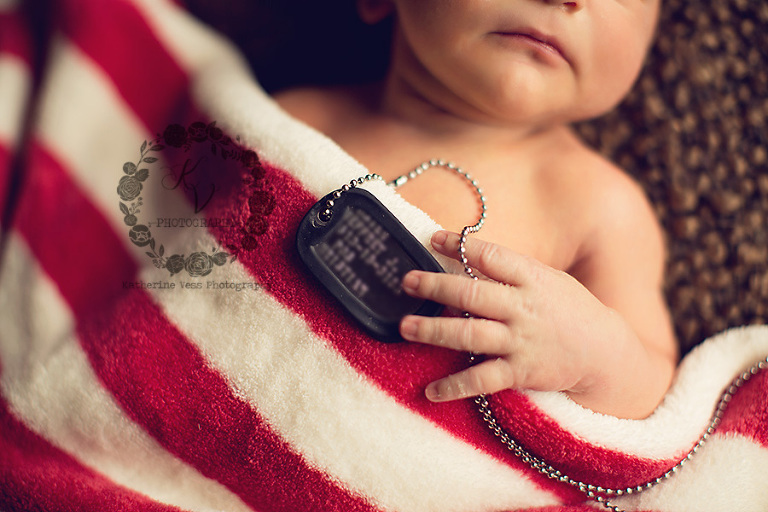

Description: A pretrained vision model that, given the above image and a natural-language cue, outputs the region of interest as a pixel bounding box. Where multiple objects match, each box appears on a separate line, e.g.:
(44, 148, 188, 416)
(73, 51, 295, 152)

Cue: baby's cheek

(584, 28, 647, 113)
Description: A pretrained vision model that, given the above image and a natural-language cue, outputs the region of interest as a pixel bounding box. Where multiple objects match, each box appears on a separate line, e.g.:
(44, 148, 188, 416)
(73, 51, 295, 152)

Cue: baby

(276, 0, 677, 419)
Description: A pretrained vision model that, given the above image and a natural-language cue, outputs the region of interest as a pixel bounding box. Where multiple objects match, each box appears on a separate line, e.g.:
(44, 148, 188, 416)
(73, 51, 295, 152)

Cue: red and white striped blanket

(1, 1, 767, 511)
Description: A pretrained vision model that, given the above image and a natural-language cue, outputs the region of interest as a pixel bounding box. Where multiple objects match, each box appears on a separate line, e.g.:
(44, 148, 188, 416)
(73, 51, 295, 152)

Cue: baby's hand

(400, 230, 635, 404)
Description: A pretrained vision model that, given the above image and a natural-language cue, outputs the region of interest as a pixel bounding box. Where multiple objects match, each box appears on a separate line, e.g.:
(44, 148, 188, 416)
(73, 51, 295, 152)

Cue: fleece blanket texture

(1, 1, 768, 511)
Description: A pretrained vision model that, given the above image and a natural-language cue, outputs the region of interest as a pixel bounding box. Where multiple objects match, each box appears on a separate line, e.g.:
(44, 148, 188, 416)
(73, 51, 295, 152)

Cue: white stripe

(524, 325, 768, 459)
(130, 0, 242, 79)
(34, 36, 211, 266)
(614, 433, 768, 511)
(31, 23, 559, 512)
(0, 234, 254, 512)
(0, 55, 30, 148)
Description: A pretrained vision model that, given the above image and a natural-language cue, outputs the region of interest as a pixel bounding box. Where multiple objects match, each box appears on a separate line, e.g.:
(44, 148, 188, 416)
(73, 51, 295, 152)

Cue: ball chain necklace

(297, 159, 768, 511)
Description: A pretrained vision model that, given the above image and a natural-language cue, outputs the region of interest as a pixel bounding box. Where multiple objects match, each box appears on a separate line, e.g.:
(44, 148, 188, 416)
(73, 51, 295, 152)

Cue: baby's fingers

(400, 315, 512, 355)
(431, 230, 539, 287)
(401, 270, 514, 320)
(425, 358, 516, 402)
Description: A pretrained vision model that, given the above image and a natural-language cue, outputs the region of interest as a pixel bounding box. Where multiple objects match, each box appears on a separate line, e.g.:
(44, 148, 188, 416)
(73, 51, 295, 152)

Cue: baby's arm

(564, 170, 678, 418)
(399, 181, 677, 419)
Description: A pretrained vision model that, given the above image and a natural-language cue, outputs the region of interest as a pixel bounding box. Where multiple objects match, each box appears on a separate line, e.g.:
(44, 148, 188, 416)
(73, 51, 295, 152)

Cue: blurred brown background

(575, 2, 768, 354)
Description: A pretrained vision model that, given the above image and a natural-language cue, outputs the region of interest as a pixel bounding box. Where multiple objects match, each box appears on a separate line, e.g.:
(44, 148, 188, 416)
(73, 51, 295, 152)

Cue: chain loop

(388, 159, 487, 279)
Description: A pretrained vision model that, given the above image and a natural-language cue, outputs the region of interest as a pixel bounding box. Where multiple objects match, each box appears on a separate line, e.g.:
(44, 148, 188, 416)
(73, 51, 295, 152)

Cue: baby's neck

(378, 73, 555, 147)
(314, 81, 570, 174)
(273, 81, 586, 270)
(274, 78, 576, 183)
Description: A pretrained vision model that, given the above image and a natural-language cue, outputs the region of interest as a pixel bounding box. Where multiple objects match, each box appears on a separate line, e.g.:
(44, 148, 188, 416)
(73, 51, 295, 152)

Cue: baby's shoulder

(544, 129, 664, 265)
(544, 130, 655, 226)
(273, 86, 335, 131)
(273, 84, 369, 134)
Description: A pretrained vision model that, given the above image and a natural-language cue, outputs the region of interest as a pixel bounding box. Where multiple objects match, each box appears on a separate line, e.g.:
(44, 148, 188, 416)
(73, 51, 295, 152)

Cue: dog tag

(296, 187, 444, 342)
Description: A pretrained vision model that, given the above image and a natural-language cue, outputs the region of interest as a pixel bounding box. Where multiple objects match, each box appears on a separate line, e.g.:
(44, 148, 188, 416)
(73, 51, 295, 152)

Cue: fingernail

(400, 317, 418, 340)
(431, 230, 448, 247)
(401, 272, 419, 293)
(425, 383, 442, 401)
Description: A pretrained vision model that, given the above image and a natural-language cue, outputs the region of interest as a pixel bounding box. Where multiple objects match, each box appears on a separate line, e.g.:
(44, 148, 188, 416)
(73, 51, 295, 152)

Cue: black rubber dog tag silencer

(296, 187, 444, 343)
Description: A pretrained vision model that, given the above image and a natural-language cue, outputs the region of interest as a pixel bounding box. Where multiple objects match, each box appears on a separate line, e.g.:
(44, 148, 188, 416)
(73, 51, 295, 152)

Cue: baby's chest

(393, 174, 580, 272)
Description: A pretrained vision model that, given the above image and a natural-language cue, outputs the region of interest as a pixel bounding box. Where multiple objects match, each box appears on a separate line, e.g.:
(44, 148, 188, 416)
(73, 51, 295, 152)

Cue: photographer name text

(123, 279, 261, 292)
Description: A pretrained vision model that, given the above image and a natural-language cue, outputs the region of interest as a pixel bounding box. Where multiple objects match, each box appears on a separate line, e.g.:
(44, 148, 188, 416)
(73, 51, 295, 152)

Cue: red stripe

(0, 366, 185, 512)
(718, 368, 768, 446)
(488, 391, 675, 490)
(16, 145, 136, 316)
(0, 10, 32, 230)
(0, 11, 32, 61)
(14, 141, 383, 511)
(58, 0, 189, 135)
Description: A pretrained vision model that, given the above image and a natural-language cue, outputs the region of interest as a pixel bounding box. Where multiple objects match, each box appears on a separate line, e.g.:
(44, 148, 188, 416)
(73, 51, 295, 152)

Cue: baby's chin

(496, 95, 630, 127)
(446, 81, 601, 129)
(465, 99, 600, 131)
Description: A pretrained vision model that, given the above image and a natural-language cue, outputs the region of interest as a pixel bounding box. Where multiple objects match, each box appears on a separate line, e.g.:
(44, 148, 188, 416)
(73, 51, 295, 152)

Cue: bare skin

(276, 0, 677, 419)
